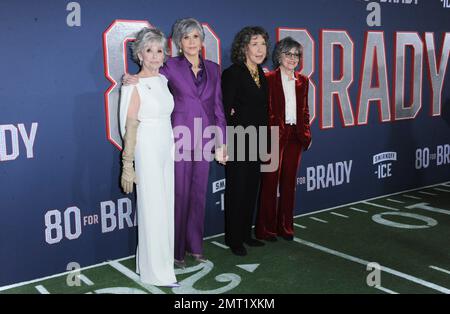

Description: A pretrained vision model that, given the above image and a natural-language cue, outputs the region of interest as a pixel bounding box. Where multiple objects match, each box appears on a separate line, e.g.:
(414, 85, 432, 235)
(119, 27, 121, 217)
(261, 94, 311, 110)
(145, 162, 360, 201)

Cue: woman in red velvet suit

(256, 37, 312, 242)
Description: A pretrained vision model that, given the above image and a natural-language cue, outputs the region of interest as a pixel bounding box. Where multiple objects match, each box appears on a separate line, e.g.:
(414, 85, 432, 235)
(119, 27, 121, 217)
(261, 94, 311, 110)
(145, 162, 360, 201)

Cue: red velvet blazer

(265, 68, 312, 150)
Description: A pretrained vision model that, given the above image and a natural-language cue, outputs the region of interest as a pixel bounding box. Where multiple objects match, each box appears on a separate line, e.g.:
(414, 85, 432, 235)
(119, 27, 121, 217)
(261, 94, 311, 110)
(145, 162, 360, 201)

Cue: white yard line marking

(204, 232, 225, 240)
(387, 198, 405, 204)
(3, 181, 449, 292)
(330, 212, 349, 218)
(375, 285, 399, 294)
(0, 258, 125, 292)
(433, 188, 450, 193)
(79, 274, 94, 286)
(362, 201, 400, 211)
(293, 181, 447, 219)
(294, 223, 307, 229)
(293, 237, 450, 294)
(350, 207, 368, 213)
(310, 217, 328, 223)
(108, 261, 164, 294)
(211, 241, 229, 249)
(236, 264, 259, 273)
(429, 266, 450, 276)
(402, 194, 422, 200)
(35, 285, 50, 294)
(418, 191, 438, 196)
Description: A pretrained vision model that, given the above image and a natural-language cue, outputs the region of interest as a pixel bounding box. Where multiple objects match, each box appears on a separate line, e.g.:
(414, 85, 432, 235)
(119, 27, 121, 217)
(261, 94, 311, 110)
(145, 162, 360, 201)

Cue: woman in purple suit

(124, 18, 227, 268)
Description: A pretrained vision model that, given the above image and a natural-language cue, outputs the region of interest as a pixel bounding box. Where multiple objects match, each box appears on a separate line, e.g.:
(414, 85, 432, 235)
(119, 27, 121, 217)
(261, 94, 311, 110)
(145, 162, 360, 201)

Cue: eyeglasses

(283, 52, 301, 59)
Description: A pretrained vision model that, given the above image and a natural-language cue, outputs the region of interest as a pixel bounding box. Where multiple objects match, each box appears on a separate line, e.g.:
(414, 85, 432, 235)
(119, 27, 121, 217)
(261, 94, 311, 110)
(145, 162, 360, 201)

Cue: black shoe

(230, 245, 247, 256)
(281, 235, 294, 241)
(244, 238, 265, 247)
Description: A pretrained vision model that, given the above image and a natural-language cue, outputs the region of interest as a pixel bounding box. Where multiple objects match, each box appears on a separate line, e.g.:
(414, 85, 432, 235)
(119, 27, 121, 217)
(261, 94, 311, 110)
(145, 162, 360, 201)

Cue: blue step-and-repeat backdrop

(0, 0, 449, 286)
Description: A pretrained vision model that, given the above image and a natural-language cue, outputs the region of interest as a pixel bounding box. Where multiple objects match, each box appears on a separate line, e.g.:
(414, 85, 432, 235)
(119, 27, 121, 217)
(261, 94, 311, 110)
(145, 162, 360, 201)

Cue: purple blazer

(160, 56, 226, 151)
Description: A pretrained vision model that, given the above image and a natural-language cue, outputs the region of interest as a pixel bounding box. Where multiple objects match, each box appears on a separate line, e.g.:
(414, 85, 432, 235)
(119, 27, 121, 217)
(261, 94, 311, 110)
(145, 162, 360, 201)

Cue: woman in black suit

(222, 26, 270, 256)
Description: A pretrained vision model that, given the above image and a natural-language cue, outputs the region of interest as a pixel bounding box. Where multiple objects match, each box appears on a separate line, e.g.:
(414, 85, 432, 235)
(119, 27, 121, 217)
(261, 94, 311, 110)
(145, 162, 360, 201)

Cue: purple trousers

(174, 151, 210, 261)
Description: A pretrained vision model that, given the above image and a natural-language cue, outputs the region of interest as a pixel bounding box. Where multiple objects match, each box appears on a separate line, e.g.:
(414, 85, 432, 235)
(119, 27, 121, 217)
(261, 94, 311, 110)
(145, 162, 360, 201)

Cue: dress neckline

(138, 75, 161, 80)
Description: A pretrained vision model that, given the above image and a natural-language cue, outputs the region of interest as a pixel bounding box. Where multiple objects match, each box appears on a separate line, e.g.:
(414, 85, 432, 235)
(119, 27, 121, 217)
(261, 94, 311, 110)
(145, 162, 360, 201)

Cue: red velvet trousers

(256, 124, 303, 239)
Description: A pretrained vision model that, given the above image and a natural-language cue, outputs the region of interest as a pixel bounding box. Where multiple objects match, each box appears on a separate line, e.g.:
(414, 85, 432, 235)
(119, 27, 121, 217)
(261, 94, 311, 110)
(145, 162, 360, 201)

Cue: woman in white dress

(119, 27, 178, 287)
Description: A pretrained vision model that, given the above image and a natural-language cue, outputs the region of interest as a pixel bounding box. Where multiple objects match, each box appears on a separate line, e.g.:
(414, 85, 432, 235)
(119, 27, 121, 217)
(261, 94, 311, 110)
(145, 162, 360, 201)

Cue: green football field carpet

(1, 182, 449, 294)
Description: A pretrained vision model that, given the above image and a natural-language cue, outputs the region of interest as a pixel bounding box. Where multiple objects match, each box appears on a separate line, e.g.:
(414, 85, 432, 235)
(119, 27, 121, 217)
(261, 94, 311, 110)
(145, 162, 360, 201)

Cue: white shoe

(162, 282, 180, 288)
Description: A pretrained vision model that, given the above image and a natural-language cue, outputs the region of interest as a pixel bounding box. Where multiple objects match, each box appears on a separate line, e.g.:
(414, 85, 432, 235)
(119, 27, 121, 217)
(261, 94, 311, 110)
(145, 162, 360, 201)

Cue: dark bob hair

(272, 36, 303, 69)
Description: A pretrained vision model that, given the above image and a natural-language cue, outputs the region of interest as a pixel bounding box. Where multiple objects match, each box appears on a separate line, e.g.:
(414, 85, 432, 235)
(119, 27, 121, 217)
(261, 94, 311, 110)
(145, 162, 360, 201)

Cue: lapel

(178, 56, 200, 98)
(258, 66, 268, 96)
(199, 61, 211, 100)
(275, 68, 286, 122)
(242, 63, 263, 92)
(294, 72, 305, 124)
(188, 64, 200, 98)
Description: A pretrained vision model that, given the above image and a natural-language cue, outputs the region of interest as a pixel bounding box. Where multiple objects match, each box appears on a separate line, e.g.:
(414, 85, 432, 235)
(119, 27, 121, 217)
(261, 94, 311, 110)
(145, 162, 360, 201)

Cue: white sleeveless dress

(119, 74, 176, 286)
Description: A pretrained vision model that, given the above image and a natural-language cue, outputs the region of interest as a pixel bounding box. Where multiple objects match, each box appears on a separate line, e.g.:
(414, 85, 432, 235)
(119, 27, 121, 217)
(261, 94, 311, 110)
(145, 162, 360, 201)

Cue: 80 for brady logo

(0, 123, 38, 162)
(44, 198, 136, 245)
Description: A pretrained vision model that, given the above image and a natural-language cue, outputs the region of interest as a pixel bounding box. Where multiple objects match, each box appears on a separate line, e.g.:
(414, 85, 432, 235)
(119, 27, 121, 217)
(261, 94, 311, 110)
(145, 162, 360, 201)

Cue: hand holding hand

(215, 145, 229, 165)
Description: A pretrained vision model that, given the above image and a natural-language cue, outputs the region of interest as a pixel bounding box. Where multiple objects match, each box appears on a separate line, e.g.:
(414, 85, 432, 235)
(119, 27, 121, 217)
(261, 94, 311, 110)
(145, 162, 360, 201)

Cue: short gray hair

(132, 27, 169, 64)
(272, 37, 303, 69)
(171, 18, 205, 55)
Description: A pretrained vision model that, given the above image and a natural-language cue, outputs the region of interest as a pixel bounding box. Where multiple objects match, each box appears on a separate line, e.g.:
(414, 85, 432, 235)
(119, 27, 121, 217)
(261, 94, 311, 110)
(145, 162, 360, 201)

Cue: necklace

(246, 63, 261, 88)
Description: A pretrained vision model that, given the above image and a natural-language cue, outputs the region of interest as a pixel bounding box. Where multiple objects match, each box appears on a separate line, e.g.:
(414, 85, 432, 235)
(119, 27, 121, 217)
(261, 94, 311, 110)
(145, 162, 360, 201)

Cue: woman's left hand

(215, 145, 228, 165)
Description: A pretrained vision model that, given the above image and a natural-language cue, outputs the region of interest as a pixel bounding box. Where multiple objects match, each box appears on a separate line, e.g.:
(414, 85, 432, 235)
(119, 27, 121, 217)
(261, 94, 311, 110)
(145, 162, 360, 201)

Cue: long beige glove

(121, 118, 139, 194)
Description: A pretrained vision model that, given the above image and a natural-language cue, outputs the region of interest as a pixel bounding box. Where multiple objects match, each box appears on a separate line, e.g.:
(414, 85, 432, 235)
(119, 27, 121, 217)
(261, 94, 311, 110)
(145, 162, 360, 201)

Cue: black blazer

(221, 63, 268, 128)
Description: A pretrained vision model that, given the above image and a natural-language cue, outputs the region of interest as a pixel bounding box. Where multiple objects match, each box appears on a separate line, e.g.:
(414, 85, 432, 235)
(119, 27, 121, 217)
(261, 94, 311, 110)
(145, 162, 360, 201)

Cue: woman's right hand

(121, 165, 136, 194)
(122, 74, 139, 86)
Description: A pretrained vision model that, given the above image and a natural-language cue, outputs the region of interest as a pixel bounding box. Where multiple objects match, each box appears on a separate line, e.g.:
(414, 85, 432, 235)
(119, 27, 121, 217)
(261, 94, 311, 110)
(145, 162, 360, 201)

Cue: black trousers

(224, 160, 261, 248)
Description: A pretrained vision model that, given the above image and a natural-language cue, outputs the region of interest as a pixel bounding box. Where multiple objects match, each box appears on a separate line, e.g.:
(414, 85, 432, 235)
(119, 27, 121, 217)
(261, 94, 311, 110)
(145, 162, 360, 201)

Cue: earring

(179, 48, 183, 54)
(139, 59, 143, 66)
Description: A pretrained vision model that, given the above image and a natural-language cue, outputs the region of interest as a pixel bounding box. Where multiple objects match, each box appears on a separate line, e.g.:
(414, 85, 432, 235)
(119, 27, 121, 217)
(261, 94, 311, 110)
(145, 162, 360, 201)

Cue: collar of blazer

(275, 67, 305, 87)
(176, 55, 212, 98)
(237, 62, 267, 91)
